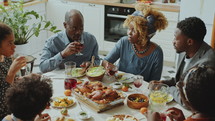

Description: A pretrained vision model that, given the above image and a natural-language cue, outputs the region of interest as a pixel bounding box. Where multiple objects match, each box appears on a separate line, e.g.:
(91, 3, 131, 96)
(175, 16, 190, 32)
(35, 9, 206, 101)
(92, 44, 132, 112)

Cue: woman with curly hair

(102, 3, 168, 82)
(2, 73, 53, 121)
(0, 23, 27, 120)
(147, 65, 215, 121)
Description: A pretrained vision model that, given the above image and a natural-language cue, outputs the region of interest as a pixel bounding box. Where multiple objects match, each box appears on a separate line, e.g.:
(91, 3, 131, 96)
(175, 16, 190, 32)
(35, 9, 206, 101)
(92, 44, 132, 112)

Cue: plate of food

(106, 114, 139, 121)
(118, 74, 134, 84)
(51, 96, 75, 108)
(71, 68, 85, 78)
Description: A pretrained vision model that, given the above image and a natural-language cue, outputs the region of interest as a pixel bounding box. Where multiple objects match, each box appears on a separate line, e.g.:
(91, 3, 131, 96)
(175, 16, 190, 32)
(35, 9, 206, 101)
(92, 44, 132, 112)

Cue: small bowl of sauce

(78, 111, 91, 120)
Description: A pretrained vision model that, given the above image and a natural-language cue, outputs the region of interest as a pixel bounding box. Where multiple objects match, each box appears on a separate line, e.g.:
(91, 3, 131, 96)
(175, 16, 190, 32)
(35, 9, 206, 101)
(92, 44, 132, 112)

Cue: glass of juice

(64, 78, 77, 90)
(133, 75, 144, 93)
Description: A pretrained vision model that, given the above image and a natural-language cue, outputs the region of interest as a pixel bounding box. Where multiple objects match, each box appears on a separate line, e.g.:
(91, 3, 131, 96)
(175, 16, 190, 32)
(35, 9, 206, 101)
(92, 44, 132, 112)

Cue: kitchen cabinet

(46, 0, 81, 32)
(180, 0, 215, 45)
(151, 11, 179, 66)
(80, 3, 104, 51)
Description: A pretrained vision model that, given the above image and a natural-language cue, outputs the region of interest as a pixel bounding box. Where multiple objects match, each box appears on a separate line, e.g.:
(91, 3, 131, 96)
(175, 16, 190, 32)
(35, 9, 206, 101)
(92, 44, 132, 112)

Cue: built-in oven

(104, 5, 135, 42)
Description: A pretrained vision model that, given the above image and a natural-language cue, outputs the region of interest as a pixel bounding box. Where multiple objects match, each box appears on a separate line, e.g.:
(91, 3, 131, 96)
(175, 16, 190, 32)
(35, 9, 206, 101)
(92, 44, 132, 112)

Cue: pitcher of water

(148, 83, 169, 112)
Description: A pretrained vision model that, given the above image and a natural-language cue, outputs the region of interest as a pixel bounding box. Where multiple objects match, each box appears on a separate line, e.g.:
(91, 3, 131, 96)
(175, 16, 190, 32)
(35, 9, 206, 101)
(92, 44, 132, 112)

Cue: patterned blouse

(0, 57, 12, 120)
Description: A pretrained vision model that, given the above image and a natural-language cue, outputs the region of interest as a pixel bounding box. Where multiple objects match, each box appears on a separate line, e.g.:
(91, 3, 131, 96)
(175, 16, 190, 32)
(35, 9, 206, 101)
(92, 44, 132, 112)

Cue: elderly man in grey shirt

(149, 17, 215, 109)
(40, 9, 100, 73)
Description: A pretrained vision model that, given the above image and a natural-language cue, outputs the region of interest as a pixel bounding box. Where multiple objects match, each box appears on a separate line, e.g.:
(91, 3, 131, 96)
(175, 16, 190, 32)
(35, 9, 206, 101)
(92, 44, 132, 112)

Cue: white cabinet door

(180, 0, 215, 45)
(80, 3, 104, 51)
(151, 11, 179, 65)
(46, 0, 81, 32)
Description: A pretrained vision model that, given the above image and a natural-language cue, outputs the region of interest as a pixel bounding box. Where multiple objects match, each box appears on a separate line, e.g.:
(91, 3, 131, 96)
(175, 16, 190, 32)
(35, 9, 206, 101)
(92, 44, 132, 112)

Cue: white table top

(42, 70, 192, 121)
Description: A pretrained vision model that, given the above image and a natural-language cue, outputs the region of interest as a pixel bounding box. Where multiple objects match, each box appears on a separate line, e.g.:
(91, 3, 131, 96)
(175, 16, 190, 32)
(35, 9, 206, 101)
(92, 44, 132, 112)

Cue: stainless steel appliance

(104, 5, 135, 42)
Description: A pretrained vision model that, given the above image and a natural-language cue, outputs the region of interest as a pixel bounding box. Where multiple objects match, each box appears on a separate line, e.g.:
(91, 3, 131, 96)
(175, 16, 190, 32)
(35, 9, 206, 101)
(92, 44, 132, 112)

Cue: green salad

(86, 66, 105, 77)
(71, 68, 84, 77)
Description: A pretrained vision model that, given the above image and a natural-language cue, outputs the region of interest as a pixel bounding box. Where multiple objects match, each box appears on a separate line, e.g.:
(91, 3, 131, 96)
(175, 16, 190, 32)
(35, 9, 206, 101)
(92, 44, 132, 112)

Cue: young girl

(0, 23, 27, 120)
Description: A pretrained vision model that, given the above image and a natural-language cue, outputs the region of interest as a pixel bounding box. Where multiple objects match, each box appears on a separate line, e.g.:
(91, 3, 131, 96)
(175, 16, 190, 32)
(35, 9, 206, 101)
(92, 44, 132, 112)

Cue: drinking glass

(64, 61, 76, 77)
(13, 53, 30, 76)
(76, 34, 84, 56)
(106, 65, 118, 81)
(133, 75, 143, 93)
(64, 61, 77, 90)
(64, 78, 77, 90)
(148, 83, 169, 112)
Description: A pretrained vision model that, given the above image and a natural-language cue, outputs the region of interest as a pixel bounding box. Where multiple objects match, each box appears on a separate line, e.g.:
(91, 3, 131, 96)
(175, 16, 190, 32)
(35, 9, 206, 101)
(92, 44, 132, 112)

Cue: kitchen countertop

(22, 0, 48, 7)
(0, 0, 48, 7)
(65, 0, 180, 12)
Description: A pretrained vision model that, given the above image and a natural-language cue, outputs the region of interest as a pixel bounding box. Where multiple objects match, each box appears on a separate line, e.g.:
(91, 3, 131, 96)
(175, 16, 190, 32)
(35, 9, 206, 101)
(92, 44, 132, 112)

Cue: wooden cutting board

(74, 91, 124, 113)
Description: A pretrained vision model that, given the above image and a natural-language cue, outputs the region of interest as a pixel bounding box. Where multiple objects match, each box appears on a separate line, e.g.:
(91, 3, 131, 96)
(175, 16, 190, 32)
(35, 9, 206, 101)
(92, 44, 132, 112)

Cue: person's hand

(80, 61, 91, 68)
(105, 63, 118, 76)
(148, 80, 164, 89)
(61, 42, 83, 57)
(104, 62, 115, 70)
(8, 56, 27, 75)
(166, 107, 185, 121)
(147, 111, 163, 121)
(35, 113, 51, 121)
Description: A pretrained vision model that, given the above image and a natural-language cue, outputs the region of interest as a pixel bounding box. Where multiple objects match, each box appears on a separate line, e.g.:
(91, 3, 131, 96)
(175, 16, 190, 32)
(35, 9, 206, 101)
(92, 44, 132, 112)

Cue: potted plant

(0, 1, 60, 45)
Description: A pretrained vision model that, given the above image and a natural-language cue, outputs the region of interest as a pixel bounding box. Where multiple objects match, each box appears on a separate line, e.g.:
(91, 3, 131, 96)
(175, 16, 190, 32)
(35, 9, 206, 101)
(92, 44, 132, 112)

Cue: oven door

(105, 13, 128, 42)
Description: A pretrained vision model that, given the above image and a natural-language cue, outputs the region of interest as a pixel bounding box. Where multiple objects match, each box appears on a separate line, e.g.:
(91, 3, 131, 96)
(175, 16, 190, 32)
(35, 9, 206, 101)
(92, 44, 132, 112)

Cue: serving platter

(74, 81, 125, 113)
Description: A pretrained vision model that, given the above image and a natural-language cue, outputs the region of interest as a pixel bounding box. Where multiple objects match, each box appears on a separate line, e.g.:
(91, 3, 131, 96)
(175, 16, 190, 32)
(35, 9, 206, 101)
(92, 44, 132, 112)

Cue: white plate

(110, 82, 123, 89)
(51, 96, 76, 108)
(118, 74, 134, 84)
(167, 94, 173, 103)
(71, 68, 85, 78)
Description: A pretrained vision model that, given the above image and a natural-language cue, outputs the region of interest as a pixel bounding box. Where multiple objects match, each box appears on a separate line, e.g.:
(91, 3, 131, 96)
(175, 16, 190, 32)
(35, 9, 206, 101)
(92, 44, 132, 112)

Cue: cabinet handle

(89, 4, 95, 7)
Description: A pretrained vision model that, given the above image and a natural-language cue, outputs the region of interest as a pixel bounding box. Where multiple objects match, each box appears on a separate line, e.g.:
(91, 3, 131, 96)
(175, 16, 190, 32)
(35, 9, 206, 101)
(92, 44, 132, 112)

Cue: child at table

(2, 73, 53, 121)
(147, 65, 215, 121)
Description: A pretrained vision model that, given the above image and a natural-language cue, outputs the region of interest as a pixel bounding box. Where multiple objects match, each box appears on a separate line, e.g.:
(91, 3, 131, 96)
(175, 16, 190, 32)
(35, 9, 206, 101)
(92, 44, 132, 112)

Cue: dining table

(42, 69, 192, 121)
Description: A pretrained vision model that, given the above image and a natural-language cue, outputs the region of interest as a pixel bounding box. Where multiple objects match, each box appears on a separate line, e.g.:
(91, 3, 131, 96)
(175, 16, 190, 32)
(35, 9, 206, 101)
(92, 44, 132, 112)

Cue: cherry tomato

(122, 86, 129, 92)
(64, 89, 72, 96)
(140, 107, 148, 114)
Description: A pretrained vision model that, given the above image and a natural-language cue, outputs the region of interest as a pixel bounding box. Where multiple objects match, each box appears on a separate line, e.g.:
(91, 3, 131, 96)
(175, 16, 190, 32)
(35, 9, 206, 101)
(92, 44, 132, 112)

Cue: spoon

(89, 56, 95, 68)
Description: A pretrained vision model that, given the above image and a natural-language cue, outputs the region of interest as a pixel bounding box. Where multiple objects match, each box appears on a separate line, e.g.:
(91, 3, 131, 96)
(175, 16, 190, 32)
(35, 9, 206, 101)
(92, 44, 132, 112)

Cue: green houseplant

(0, 1, 60, 45)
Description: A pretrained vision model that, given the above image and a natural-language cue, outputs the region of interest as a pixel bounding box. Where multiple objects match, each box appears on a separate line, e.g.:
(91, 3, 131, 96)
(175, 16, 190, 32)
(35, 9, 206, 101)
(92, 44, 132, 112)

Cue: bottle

(3, 0, 9, 6)
(170, 0, 176, 3)
(162, 0, 168, 3)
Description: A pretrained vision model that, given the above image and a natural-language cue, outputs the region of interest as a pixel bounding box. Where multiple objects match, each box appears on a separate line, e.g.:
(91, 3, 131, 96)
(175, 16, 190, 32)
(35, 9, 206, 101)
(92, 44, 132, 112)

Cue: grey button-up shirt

(39, 31, 100, 73)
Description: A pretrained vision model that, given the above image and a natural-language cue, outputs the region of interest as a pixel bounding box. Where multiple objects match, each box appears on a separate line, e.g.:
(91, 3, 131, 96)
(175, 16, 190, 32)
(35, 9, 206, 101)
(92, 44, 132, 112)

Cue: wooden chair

(211, 14, 215, 49)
